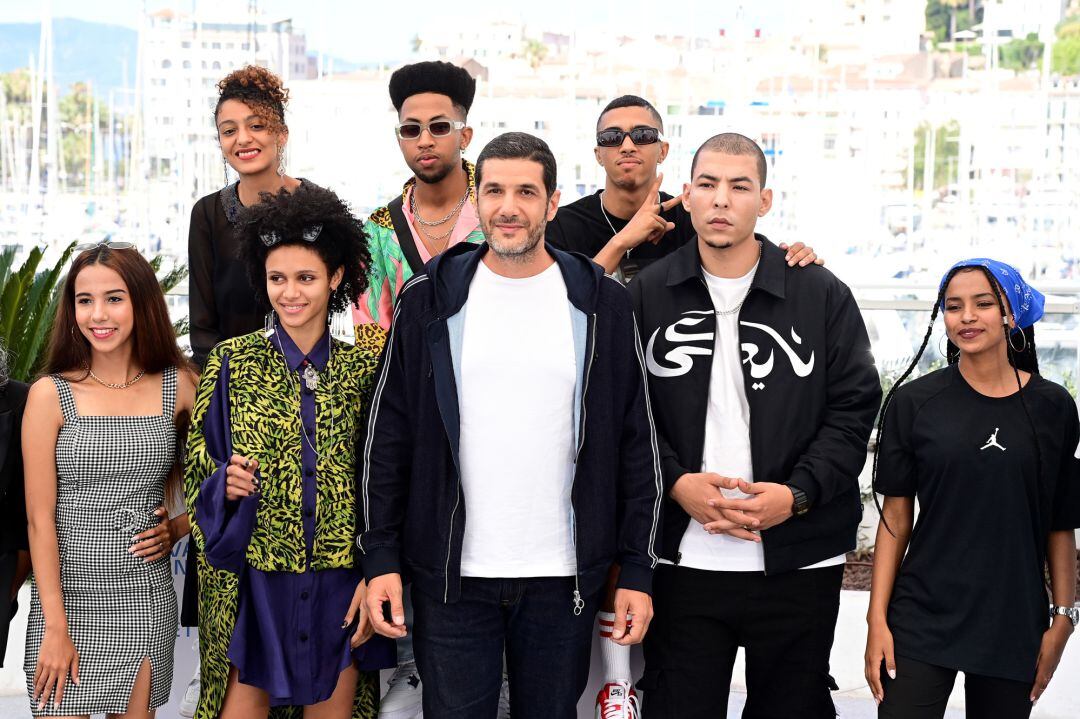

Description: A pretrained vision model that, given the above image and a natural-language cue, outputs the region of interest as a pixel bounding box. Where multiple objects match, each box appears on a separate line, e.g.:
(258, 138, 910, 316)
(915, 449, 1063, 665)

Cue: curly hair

(236, 183, 371, 315)
(215, 65, 289, 135)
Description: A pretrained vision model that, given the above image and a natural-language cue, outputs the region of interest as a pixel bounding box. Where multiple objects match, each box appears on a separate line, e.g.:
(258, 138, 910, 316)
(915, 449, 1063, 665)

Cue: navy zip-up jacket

(358, 241, 663, 606)
(630, 236, 881, 574)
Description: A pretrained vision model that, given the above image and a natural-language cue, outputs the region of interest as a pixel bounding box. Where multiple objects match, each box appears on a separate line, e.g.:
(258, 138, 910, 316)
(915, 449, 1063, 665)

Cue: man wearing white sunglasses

(354, 61, 485, 331)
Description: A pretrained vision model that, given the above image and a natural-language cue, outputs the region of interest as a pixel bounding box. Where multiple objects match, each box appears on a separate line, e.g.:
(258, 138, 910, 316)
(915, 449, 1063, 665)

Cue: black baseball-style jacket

(629, 236, 881, 574)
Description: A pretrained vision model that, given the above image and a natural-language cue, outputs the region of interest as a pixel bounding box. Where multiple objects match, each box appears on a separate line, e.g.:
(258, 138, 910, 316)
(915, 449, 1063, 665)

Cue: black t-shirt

(877, 364, 1080, 682)
(545, 190, 696, 281)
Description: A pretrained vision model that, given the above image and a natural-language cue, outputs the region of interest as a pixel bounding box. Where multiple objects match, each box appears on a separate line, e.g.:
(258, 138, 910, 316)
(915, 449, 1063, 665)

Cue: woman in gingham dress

(22, 242, 197, 717)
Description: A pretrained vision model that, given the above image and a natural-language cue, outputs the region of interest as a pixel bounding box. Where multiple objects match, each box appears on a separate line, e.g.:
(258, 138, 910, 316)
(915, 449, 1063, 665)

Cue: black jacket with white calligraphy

(629, 236, 881, 574)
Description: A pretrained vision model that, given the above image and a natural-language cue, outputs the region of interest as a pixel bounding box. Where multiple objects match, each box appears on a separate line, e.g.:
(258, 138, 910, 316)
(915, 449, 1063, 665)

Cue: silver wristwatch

(1050, 605, 1079, 627)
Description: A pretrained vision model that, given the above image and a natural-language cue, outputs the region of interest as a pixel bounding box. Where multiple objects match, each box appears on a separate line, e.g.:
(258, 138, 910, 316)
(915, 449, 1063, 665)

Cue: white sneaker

(595, 680, 640, 719)
(177, 667, 200, 718)
(379, 660, 424, 719)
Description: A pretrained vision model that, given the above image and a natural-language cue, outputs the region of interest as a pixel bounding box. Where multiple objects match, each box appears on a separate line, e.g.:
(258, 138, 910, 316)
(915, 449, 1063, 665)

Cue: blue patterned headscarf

(939, 258, 1045, 330)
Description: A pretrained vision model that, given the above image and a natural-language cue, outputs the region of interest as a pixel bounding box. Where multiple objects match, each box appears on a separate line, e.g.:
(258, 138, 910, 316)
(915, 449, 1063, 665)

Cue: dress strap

(49, 374, 78, 421)
(162, 365, 177, 417)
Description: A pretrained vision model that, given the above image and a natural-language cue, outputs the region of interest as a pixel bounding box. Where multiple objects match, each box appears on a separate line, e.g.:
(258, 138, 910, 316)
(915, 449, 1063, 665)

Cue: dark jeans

(641, 562, 844, 719)
(879, 655, 1033, 719)
(411, 576, 599, 719)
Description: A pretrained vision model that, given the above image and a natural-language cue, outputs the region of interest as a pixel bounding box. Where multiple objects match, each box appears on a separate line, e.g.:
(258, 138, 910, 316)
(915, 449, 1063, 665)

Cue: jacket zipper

(571, 312, 597, 614)
(685, 278, 722, 567)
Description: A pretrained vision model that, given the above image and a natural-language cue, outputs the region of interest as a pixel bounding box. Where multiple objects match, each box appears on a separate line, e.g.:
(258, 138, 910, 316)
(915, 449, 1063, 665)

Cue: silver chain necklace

(598, 190, 621, 239)
(712, 241, 762, 316)
(85, 365, 146, 389)
(410, 185, 470, 227)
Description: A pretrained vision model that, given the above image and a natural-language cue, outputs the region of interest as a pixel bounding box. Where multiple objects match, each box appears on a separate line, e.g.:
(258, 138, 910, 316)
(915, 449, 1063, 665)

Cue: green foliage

(999, 33, 1044, 71)
(912, 120, 959, 193)
(0, 242, 76, 382)
(1053, 36, 1080, 75)
(926, 0, 982, 45)
(0, 247, 190, 382)
(522, 38, 548, 71)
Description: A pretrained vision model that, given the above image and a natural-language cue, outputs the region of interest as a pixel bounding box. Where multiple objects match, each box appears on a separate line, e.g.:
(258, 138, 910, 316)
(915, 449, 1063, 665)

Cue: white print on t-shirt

(646, 311, 815, 390)
(980, 427, 1007, 451)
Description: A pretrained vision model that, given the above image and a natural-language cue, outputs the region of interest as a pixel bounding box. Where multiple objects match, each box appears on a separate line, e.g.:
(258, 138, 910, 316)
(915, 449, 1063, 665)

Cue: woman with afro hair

(184, 183, 393, 719)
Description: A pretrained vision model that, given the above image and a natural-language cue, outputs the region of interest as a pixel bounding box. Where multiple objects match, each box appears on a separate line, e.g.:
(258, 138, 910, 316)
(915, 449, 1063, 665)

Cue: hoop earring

(1008, 328, 1028, 354)
(938, 333, 954, 358)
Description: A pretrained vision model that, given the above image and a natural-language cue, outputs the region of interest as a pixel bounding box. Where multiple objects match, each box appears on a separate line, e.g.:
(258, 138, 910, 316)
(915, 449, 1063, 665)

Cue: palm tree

(523, 38, 548, 72)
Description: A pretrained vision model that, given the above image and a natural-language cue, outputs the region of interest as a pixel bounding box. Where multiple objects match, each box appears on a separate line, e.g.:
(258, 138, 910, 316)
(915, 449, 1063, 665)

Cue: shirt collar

(270, 322, 331, 372)
(665, 233, 786, 300)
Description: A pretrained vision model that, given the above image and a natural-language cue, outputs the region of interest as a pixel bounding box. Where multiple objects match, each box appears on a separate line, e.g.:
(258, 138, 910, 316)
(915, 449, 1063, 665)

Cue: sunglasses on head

(596, 127, 664, 148)
(395, 120, 466, 140)
(74, 240, 135, 252)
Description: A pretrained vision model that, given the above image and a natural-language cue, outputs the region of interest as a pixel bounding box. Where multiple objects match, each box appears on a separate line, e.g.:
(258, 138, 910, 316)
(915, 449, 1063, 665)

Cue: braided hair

(871, 265, 1042, 535)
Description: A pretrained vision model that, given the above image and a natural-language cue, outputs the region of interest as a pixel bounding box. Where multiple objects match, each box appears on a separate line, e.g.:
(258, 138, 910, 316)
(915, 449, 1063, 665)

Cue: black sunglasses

(596, 127, 664, 148)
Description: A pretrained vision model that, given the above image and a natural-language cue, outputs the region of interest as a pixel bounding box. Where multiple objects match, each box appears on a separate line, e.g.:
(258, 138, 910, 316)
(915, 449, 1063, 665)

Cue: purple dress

(196, 327, 394, 706)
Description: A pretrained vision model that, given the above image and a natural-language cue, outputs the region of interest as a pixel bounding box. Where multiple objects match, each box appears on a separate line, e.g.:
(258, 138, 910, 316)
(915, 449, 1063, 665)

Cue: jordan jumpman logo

(980, 428, 1006, 451)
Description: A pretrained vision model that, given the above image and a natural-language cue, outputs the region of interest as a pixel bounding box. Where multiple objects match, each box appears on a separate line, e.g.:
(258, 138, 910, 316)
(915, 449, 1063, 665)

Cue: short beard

(700, 235, 734, 250)
(413, 162, 454, 185)
(483, 219, 547, 263)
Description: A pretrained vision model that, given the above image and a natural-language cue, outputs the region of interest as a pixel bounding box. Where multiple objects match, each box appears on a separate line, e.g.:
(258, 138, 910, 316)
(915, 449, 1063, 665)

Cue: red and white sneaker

(595, 681, 640, 719)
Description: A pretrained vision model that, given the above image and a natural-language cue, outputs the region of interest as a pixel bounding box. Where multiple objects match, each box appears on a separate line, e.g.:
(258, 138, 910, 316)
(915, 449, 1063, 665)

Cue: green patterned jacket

(183, 324, 386, 719)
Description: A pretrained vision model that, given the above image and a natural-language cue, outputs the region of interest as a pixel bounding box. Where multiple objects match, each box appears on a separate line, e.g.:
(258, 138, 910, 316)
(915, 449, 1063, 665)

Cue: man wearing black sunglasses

(546, 96, 819, 284)
(355, 61, 486, 331)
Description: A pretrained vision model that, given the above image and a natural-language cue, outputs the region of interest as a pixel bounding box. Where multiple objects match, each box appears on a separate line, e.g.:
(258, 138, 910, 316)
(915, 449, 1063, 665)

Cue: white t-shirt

(673, 264, 844, 572)
(457, 261, 578, 578)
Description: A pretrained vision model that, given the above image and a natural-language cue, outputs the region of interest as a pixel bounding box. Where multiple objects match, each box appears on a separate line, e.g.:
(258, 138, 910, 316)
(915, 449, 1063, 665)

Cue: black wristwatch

(790, 486, 810, 516)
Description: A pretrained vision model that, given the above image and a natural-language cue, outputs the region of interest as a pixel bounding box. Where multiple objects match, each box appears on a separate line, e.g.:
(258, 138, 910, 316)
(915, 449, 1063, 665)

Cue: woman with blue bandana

(863, 259, 1079, 718)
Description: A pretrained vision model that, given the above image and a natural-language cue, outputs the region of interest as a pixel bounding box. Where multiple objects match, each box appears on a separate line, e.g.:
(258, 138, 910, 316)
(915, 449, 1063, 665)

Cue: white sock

(597, 611, 632, 683)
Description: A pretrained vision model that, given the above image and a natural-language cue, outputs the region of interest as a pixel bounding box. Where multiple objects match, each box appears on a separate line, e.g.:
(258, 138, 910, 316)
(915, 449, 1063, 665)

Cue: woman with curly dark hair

(184, 183, 391, 719)
(182, 66, 318, 713)
(188, 64, 315, 367)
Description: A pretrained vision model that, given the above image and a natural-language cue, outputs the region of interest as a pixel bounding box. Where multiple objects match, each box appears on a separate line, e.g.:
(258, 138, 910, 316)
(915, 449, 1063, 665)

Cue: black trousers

(641, 562, 843, 719)
(879, 655, 1033, 719)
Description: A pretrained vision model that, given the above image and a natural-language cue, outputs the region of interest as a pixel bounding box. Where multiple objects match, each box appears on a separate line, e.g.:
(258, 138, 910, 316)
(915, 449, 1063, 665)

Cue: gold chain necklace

(85, 365, 146, 389)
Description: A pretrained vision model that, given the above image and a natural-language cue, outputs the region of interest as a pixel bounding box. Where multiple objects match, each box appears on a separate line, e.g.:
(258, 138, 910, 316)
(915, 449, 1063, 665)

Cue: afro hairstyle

(389, 61, 476, 117)
(236, 183, 371, 315)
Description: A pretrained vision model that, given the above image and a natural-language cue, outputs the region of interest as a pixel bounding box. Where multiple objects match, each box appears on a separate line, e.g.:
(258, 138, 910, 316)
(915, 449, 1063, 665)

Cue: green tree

(926, 0, 983, 44)
(999, 33, 1044, 71)
(913, 120, 959, 193)
(58, 82, 109, 188)
(1053, 16, 1080, 75)
(522, 38, 547, 71)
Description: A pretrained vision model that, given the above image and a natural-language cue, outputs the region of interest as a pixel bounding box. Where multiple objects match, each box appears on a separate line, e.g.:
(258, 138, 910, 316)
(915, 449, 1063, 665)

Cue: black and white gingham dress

(24, 368, 179, 716)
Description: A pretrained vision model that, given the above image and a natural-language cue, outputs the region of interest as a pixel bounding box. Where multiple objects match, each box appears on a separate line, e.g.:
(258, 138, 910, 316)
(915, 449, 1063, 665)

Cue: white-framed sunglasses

(395, 120, 466, 140)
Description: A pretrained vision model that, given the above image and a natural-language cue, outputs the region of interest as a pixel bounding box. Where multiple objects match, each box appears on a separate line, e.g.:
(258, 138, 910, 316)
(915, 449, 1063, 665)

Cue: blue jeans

(411, 576, 599, 719)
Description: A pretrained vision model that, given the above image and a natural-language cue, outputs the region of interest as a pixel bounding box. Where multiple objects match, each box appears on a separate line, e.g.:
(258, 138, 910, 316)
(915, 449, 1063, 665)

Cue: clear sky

(2, 0, 794, 64)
